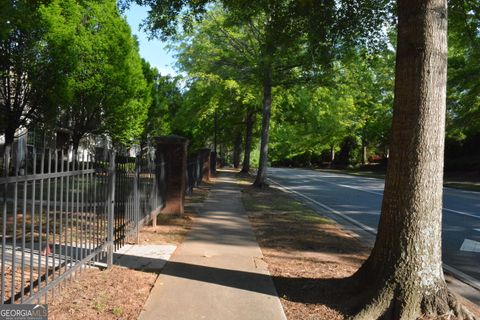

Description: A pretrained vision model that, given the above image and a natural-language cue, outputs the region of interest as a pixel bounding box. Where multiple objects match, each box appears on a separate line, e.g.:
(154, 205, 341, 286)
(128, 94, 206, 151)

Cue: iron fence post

(107, 150, 116, 268)
(134, 155, 140, 244)
(1, 144, 10, 304)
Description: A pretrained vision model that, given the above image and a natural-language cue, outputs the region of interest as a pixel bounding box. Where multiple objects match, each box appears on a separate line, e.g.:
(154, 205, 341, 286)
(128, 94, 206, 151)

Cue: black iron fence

(0, 136, 165, 304)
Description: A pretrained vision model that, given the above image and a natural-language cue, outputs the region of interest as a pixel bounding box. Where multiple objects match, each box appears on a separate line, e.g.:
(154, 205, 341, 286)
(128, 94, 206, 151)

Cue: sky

(124, 4, 177, 76)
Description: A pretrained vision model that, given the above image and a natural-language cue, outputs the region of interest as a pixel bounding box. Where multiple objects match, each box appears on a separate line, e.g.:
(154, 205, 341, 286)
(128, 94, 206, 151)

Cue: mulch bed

(47, 182, 211, 319)
(242, 181, 480, 320)
(49, 267, 156, 320)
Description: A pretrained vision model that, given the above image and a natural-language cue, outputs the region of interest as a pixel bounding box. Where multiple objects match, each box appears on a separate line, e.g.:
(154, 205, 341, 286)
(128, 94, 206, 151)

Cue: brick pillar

(156, 135, 189, 215)
(199, 148, 211, 182)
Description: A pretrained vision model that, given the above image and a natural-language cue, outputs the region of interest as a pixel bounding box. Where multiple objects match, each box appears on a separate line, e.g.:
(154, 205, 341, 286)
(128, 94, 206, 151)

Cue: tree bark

(240, 109, 254, 174)
(219, 144, 225, 168)
(330, 145, 335, 163)
(253, 67, 272, 187)
(233, 132, 242, 169)
(350, 1, 473, 319)
(361, 142, 368, 165)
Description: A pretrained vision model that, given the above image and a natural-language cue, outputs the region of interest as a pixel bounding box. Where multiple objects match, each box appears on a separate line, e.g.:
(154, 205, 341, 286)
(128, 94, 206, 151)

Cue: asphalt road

(267, 167, 480, 293)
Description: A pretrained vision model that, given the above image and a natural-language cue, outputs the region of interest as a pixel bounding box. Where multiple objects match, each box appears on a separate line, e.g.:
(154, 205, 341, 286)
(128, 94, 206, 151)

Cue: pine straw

(48, 267, 156, 320)
(47, 183, 211, 319)
(242, 183, 480, 320)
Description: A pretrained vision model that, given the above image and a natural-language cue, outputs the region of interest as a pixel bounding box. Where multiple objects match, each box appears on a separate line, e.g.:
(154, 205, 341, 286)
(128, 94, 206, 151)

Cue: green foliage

(269, 47, 394, 165)
(169, 6, 264, 151)
(0, 0, 62, 143)
(142, 59, 183, 139)
(41, 0, 149, 146)
(270, 85, 355, 161)
(126, 0, 393, 59)
(447, 0, 480, 137)
(127, 1, 393, 170)
(170, 75, 259, 150)
(115, 0, 479, 170)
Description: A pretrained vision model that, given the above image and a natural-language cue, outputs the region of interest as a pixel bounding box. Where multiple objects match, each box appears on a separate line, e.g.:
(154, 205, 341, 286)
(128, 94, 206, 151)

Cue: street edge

(266, 176, 480, 294)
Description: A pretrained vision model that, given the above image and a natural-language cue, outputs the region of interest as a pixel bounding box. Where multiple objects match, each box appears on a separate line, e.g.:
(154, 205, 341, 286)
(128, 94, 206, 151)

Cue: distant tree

(141, 59, 183, 140)
(172, 6, 262, 166)
(268, 47, 394, 167)
(123, 0, 391, 186)
(240, 106, 256, 173)
(342, 49, 394, 164)
(447, 0, 480, 139)
(43, 0, 149, 150)
(171, 74, 257, 155)
(269, 85, 349, 163)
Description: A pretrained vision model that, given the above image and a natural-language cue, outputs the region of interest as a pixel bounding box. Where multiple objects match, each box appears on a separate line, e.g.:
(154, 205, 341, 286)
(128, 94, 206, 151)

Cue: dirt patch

(49, 267, 156, 320)
(1, 265, 37, 303)
(241, 180, 480, 320)
(138, 214, 195, 245)
(137, 184, 211, 245)
(186, 183, 211, 204)
(242, 184, 367, 319)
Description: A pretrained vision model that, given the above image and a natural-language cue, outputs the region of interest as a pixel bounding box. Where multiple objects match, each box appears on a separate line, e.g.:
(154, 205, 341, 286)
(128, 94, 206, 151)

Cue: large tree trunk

(253, 68, 272, 187)
(233, 132, 242, 169)
(240, 109, 254, 174)
(350, 1, 473, 319)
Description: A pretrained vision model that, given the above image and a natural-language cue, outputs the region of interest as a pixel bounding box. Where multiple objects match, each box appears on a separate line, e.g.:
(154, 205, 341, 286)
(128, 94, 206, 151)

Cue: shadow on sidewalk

(116, 253, 352, 314)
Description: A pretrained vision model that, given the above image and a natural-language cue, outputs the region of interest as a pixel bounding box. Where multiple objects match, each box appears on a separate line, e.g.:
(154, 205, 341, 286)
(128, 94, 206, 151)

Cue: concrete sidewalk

(139, 172, 287, 320)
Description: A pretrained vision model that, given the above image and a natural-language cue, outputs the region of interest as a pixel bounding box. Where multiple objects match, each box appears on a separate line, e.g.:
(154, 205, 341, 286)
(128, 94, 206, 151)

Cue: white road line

(337, 184, 383, 196)
(443, 264, 480, 292)
(444, 186, 480, 196)
(460, 239, 480, 253)
(269, 175, 480, 292)
(276, 171, 480, 221)
(443, 208, 480, 220)
(267, 178, 377, 235)
(310, 168, 480, 196)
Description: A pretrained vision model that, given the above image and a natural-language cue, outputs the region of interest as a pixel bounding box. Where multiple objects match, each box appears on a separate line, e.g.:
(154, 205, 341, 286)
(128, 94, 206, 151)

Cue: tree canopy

(128, 0, 394, 184)
(42, 0, 150, 148)
(0, 0, 61, 146)
(0, 0, 164, 154)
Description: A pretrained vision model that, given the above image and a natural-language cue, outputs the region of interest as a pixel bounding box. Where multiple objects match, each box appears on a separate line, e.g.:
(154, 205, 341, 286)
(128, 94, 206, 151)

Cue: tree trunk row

(233, 132, 242, 169)
(240, 109, 254, 174)
(253, 64, 272, 187)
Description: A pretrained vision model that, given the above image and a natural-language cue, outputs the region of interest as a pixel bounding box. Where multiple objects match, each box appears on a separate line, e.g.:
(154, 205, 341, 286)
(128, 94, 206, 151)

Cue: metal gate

(0, 135, 165, 304)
